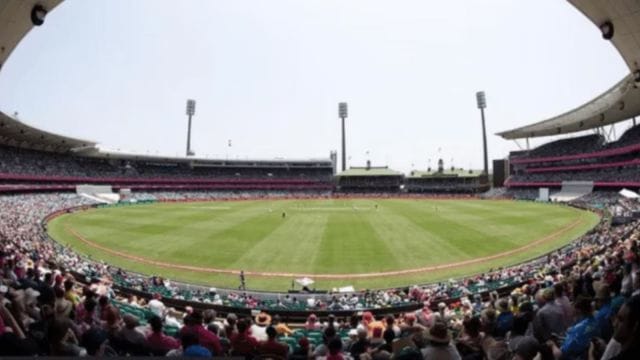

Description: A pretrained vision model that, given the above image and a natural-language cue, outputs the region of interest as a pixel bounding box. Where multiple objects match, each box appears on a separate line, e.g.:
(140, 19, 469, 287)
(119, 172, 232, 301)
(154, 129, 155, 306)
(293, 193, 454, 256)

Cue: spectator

(291, 336, 311, 359)
(115, 314, 148, 355)
(257, 325, 288, 358)
(349, 327, 369, 359)
(146, 315, 179, 355)
(600, 295, 640, 360)
(594, 284, 614, 341)
(147, 293, 166, 318)
(180, 310, 222, 355)
(494, 298, 514, 338)
(422, 321, 461, 360)
(557, 296, 600, 359)
(532, 288, 566, 342)
(181, 331, 212, 358)
(250, 311, 270, 341)
(230, 318, 258, 358)
(456, 316, 484, 359)
(305, 313, 321, 330)
(47, 318, 87, 356)
(326, 337, 348, 360)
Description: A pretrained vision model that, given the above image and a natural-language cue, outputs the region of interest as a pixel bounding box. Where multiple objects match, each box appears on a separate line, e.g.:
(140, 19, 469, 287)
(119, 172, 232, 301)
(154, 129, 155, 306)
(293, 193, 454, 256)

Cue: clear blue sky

(0, 0, 628, 172)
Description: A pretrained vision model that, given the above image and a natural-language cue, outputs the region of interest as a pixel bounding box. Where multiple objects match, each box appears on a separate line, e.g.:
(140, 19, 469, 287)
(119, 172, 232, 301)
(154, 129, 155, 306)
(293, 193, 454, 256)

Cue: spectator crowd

(0, 190, 639, 358)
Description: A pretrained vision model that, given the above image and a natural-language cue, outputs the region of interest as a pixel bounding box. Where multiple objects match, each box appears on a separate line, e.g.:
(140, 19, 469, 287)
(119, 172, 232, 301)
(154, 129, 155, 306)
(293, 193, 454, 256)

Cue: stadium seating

(506, 124, 640, 190)
(0, 144, 334, 193)
(2, 189, 639, 357)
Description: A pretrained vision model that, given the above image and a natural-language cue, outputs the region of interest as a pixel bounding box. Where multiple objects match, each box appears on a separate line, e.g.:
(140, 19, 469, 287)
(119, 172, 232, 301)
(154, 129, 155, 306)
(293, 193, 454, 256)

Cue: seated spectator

(370, 326, 385, 348)
(80, 326, 112, 356)
(63, 279, 80, 307)
(507, 314, 538, 359)
(399, 313, 425, 336)
(224, 312, 238, 338)
(291, 336, 311, 359)
(349, 327, 369, 359)
(114, 314, 148, 355)
(203, 309, 223, 334)
(494, 298, 514, 338)
(180, 310, 222, 355)
(326, 337, 349, 360)
(251, 311, 270, 341)
(146, 315, 179, 355)
(257, 325, 288, 358)
(305, 313, 321, 330)
(230, 318, 258, 358)
(53, 287, 72, 319)
(314, 325, 340, 357)
(272, 314, 293, 336)
(456, 316, 484, 359)
(147, 293, 166, 318)
(422, 321, 461, 360)
(47, 318, 87, 356)
(378, 328, 395, 353)
(181, 330, 212, 358)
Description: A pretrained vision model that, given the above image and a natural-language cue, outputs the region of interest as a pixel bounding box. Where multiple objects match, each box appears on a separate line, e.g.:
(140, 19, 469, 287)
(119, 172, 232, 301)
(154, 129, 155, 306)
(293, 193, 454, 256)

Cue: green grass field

(47, 199, 599, 291)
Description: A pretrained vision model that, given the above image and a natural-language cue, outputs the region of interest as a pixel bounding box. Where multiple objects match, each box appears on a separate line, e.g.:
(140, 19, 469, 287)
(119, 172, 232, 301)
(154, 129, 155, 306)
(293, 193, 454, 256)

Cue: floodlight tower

(476, 91, 489, 175)
(185, 99, 196, 156)
(339, 102, 348, 172)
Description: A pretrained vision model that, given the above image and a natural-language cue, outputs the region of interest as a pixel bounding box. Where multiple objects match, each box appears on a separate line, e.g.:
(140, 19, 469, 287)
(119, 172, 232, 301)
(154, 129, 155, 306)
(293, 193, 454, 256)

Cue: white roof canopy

(497, 74, 640, 139)
(497, 0, 640, 140)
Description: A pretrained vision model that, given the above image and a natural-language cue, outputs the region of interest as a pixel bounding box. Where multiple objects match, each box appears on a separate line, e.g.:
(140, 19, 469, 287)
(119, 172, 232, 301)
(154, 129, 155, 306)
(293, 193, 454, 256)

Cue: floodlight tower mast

(186, 99, 196, 156)
(476, 92, 489, 175)
(339, 102, 348, 172)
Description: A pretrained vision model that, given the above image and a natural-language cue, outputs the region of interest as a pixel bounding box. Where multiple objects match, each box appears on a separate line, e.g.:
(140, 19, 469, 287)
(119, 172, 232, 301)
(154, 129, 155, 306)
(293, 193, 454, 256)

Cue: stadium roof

(0, 0, 63, 72)
(0, 1, 88, 153)
(497, 0, 640, 140)
(408, 169, 483, 178)
(497, 74, 640, 139)
(0, 111, 95, 152)
(337, 166, 403, 177)
(74, 146, 333, 166)
(570, 0, 640, 73)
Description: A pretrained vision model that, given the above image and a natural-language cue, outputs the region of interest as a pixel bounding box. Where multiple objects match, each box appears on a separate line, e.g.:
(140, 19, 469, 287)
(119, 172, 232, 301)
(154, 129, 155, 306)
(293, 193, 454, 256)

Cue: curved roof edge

(497, 0, 640, 140)
(77, 146, 333, 166)
(0, 111, 332, 164)
(0, 0, 64, 73)
(0, 111, 95, 152)
(497, 73, 639, 139)
(568, 0, 640, 74)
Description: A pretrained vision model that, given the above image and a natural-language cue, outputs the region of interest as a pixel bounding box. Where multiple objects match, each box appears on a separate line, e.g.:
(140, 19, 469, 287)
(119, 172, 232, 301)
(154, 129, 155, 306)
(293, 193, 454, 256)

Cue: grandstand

(0, 140, 334, 194)
(503, 123, 640, 192)
(405, 159, 489, 194)
(1, 0, 640, 358)
(335, 165, 403, 193)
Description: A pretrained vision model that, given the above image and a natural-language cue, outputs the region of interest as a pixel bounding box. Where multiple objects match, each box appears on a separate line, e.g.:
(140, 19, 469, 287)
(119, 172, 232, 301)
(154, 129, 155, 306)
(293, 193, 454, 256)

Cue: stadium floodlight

(600, 20, 614, 40)
(476, 91, 489, 175)
(185, 99, 196, 156)
(339, 102, 348, 172)
(476, 91, 486, 109)
(30, 4, 47, 26)
(186, 99, 196, 116)
(339, 102, 348, 118)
